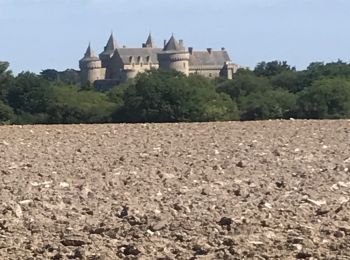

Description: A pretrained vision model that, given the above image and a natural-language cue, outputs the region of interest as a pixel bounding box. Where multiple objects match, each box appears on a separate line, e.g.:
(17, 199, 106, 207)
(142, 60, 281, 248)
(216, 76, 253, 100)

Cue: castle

(79, 33, 241, 88)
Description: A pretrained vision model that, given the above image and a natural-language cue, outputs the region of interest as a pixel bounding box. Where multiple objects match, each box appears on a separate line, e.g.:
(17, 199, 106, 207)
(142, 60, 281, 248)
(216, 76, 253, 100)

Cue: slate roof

(163, 35, 181, 51)
(106, 34, 118, 51)
(114, 47, 232, 67)
(145, 33, 156, 48)
(100, 34, 118, 56)
(81, 44, 100, 62)
(116, 48, 162, 64)
(189, 50, 231, 67)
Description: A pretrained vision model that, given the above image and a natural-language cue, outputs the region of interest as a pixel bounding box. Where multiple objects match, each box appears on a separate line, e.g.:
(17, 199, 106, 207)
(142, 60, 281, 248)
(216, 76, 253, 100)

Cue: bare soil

(0, 120, 350, 259)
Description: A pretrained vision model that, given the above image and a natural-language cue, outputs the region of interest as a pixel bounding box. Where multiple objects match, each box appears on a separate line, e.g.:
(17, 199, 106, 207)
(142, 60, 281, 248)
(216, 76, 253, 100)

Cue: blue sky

(0, 0, 349, 73)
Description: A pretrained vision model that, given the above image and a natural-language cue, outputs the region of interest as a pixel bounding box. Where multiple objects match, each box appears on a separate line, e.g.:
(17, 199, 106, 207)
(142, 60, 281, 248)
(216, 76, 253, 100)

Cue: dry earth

(1, 120, 350, 260)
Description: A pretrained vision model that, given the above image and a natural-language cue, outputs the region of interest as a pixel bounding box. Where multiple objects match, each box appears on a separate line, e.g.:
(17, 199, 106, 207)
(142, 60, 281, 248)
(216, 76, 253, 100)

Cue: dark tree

(115, 69, 238, 122)
(254, 61, 296, 77)
(297, 78, 350, 119)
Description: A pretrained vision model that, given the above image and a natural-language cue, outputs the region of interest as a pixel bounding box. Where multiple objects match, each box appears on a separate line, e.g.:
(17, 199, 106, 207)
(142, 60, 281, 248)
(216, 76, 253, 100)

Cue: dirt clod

(119, 244, 141, 256)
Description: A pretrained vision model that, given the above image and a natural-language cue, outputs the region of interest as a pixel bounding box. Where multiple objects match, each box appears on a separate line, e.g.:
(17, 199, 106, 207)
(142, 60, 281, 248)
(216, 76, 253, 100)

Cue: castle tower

(221, 61, 234, 80)
(157, 35, 190, 76)
(142, 33, 156, 48)
(79, 43, 106, 85)
(100, 33, 118, 66)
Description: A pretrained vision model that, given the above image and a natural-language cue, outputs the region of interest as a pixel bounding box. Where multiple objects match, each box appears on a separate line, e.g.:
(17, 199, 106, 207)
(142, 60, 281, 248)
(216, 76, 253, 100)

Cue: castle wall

(222, 63, 240, 80)
(110, 53, 160, 82)
(189, 63, 239, 79)
(218, 67, 233, 80)
(121, 69, 138, 82)
(121, 63, 159, 82)
(108, 54, 124, 81)
(80, 67, 106, 85)
(189, 68, 221, 78)
(100, 57, 113, 79)
(123, 63, 159, 71)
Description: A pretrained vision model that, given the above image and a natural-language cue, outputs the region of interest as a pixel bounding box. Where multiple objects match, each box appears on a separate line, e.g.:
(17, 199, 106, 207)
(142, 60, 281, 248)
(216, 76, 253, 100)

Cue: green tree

(58, 69, 80, 85)
(297, 78, 350, 119)
(217, 71, 273, 100)
(40, 69, 59, 81)
(307, 60, 350, 79)
(107, 82, 130, 110)
(115, 69, 238, 122)
(254, 61, 296, 77)
(270, 70, 305, 93)
(0, 61, 14, 101)
(47, 85, 116, 124)
(239, 89, 297, 120)
(7, 72, 53, 114)
(187, 74, 238, 121)
(41, 69, 80, 85)
(0, 100, 14, 124)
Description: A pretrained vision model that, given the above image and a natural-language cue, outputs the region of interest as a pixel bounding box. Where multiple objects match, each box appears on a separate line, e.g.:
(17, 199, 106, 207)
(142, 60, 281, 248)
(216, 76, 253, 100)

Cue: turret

(98, 33, 118, 79)
(142, 33, 156, 48)
(157, 35, 190, 76)
(99, 33, 118, 67)
(221, 61, 234, 80)
(79, 43, 106, 85)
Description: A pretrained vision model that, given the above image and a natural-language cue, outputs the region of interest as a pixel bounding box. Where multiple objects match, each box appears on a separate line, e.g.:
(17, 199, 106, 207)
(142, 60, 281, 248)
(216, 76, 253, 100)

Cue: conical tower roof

(85, 43, 95, 57)
(145, 33, 156, 48)
(163, 35, 180, 51)
(100, 33, 118, 57)
(81, 43, 99, 61)
(105, 33, 118, 51)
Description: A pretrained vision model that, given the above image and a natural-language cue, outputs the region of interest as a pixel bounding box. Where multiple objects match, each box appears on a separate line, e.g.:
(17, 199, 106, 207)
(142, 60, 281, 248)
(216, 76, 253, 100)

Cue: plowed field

(1, 121, 350, 259)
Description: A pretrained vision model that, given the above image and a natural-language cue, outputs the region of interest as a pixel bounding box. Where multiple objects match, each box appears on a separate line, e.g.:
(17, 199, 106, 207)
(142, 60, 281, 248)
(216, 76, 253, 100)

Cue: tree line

(1, 60, 350, 125)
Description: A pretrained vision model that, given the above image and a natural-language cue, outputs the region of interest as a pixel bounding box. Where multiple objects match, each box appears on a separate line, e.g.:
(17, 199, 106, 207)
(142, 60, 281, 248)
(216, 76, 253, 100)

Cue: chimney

(142, 43, 146, 48)
(164, 39, 167, 47)
(207, 48, 212, 54)
(179, 39, 184, 48)
(188, 47, 193, 54)
(123, 45, 126, 48)
(221, 47, 225, 51)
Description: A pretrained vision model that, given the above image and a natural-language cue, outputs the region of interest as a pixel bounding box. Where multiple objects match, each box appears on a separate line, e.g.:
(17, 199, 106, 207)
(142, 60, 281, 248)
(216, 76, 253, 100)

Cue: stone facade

(79, 33, 241, 87)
